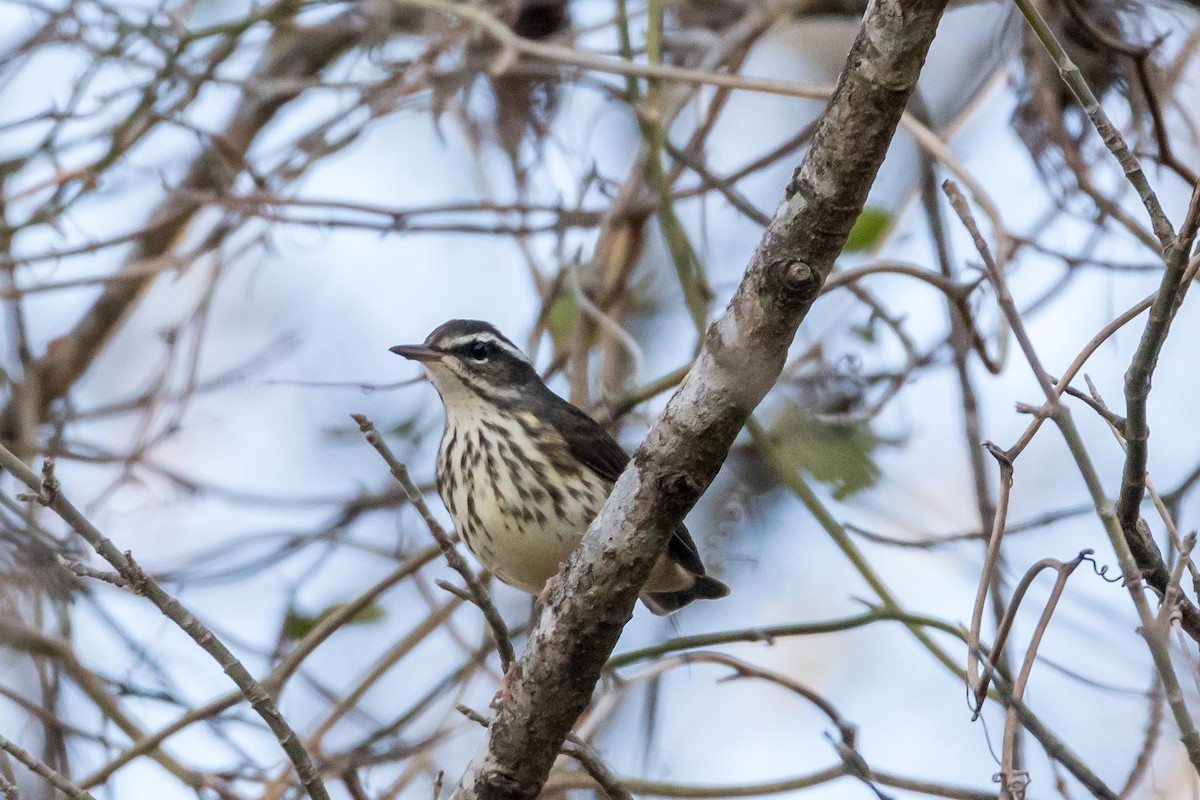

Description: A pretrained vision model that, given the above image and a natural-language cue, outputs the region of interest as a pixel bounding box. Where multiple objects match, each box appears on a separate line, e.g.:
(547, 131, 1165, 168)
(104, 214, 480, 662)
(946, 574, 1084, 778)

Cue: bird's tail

(641, 574, 730, 616)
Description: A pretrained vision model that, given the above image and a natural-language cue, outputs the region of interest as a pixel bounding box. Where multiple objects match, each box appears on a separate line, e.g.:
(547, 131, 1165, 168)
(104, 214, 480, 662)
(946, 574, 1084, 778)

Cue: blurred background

(1, 0, 1199, 797)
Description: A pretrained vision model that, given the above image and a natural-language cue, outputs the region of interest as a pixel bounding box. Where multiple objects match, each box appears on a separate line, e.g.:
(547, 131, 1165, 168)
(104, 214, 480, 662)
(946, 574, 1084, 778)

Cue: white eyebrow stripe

(445, 332, 532, 364)
(444, 332, 504, 350)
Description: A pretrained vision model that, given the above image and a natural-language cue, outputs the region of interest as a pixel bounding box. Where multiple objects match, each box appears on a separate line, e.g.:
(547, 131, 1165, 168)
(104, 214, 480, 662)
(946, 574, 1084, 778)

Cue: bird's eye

(469, 341, 489, 361)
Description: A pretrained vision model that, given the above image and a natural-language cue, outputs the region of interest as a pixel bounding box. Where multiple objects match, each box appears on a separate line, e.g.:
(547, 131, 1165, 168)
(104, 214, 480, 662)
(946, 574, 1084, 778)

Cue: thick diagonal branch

(449, 0, 950, 797)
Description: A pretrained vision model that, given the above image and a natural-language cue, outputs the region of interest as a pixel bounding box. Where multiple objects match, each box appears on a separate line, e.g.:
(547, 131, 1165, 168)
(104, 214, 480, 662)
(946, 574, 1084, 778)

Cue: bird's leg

(491, 661, 521, 709)
(536, 575, 555, 607)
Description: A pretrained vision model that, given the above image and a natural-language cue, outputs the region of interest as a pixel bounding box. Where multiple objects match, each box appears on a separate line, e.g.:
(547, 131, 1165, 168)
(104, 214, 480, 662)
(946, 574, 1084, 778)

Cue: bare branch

(0, 448, 331, 800)
(352, 413, 515, 670)
(5, 8, 365, 429)
(0, 732, 93, 800)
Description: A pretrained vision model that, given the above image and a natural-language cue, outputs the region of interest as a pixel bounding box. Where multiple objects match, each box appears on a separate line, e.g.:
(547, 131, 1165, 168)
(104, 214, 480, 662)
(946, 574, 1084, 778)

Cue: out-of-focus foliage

(843, 208, 892, 253)
(766, 402, 884, 500)
(281, 601, 387, 642)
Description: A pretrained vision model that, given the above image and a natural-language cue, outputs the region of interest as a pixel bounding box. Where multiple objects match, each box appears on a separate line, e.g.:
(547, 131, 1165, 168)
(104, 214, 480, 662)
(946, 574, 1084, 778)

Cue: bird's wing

(666, 523, 707, 575)
(553, 401, 630, 484)
(552, 397, 708, 575)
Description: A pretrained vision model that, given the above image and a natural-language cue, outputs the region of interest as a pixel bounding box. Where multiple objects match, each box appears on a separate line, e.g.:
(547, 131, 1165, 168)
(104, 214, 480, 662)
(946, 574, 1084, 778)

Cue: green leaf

(851, 319, 878, 344)
(767, 402, 883, 500)
(844, 208, 892, 253)
(282, 601, 385, 641)
(546, 291, 580, 350)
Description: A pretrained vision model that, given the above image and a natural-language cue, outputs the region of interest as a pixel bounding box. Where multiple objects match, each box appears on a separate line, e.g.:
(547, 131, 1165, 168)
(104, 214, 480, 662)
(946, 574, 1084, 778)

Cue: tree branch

(448, 0, 951, 796)
(3, 9, 364, 433)
(0, 450, 331, 800)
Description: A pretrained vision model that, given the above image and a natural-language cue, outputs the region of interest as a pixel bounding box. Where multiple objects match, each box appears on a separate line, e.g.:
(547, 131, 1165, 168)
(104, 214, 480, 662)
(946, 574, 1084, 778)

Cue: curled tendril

(1082, 553, 1123, 583)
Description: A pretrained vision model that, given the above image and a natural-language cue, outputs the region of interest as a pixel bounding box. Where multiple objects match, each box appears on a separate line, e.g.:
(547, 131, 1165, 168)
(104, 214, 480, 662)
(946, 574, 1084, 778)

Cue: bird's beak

(389, 344, 444, 363)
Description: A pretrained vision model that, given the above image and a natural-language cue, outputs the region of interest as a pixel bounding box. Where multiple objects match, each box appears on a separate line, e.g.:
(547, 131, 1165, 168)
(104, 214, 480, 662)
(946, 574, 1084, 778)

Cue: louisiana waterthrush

(391, 319, 729, 615)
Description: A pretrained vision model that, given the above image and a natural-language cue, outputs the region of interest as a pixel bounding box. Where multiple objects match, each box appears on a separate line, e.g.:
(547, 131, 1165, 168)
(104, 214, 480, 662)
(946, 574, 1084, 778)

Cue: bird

(391, 319, 729, 615)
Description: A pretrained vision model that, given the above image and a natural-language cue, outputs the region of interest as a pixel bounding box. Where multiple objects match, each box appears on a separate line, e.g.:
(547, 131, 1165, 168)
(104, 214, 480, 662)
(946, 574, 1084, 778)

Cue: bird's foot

(491, 662, 520, 709)
(536, 575, 555, 607)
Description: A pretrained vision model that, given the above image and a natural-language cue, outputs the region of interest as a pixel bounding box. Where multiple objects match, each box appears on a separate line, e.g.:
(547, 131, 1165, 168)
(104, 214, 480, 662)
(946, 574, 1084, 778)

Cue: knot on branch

(766, 257, 820, 306)
(655, 470, 702, 505)
(785, 165, 804, 199)
(994, 769, 1029, 800)
(123, 551, 151, 596)
(982, 440, 1013, 471)
(827, 724, 868, 778)
(477, 769, 524, 800)
(17, 458, 60, 506)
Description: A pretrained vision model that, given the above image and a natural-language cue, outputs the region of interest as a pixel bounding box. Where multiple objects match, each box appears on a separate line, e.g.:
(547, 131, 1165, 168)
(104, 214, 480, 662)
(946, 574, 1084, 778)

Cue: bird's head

(390, 319, 540, 407)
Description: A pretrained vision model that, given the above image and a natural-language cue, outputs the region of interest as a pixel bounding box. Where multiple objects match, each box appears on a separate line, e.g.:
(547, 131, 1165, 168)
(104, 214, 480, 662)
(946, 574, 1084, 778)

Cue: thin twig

(351, 413, 514, 669)
(59, 559, 127, 587)
(309, 598, 465, 743)
(562, 735, 635, 800)
(1120, 677, 1163, 798)
(457, 703, 634, 800)
(1115, 175, 1200, 594)
(943, 182, 1200, 774)
(1012, 0, 1176, 249)
(79, 544, 441, 787)
(0, 446, 331, 800)
(996, 554, 1088, 798)
(677, 652, 884, 795)
(0, 769, 17, 800)
(0, 732, 95, 800)
(392, 0, 1005, 245)
(607, 609, 963, 671)
(965, 442, 1013, 711)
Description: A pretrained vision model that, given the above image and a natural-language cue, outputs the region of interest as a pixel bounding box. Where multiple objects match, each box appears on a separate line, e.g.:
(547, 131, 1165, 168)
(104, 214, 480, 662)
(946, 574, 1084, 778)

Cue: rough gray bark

(449, 0, 951, 797)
